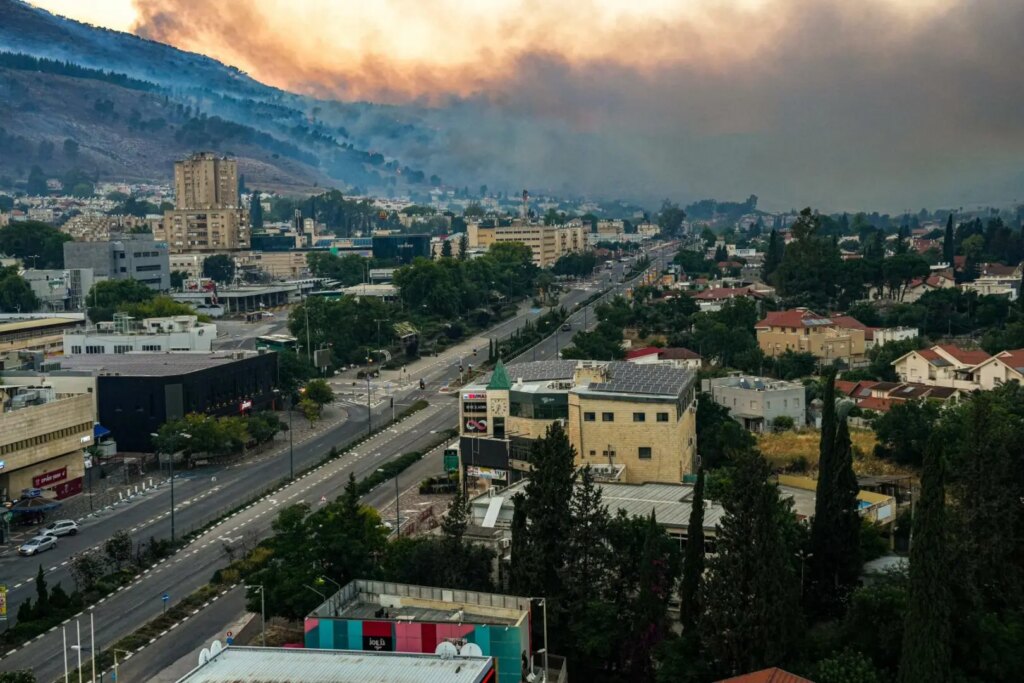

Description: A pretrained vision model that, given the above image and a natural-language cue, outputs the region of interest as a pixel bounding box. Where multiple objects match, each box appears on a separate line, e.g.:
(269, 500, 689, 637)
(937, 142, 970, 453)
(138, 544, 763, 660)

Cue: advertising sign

(53, 477, 83, 500)
(33, 467, 67, 488)
(443, 453, 460, 473)
(462, 392, 487, 400)
(467, 466, 508, 482)
(463, 418, 488, 433)
(0, 584, 7, 620)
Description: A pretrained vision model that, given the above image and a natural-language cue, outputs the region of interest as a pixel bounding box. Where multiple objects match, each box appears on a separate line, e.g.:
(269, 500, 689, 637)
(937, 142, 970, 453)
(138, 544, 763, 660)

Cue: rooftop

(175, 647, 493, 683)
(310, 580, 530, 627)
(55, 351, 268, 377)
(583, 361, 694, 399)
(0, 317, 81, 334)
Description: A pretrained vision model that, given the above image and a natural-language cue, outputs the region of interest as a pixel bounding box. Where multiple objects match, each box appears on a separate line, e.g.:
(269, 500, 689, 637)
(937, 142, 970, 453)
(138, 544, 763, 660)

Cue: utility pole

(288, 395, 294, 480)
(366, 376, 372, 436)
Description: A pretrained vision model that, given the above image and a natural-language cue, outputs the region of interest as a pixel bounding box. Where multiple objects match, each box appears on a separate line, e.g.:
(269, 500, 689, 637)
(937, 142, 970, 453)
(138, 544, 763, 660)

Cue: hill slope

(0, 0, 438, 194)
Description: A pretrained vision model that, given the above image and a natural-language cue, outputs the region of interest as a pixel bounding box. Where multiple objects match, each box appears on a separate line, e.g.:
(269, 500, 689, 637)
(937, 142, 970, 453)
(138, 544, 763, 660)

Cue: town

(1, 2, 1023, 683)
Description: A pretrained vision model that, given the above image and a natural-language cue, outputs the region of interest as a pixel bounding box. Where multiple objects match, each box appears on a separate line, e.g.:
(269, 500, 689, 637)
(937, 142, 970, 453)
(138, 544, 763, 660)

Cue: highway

(0, 242, 672, 680)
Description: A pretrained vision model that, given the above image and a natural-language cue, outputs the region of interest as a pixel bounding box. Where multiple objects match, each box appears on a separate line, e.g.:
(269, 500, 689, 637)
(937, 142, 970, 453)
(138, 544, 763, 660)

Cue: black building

(60, 352, 279, 452)
(371, 234, 430, 264)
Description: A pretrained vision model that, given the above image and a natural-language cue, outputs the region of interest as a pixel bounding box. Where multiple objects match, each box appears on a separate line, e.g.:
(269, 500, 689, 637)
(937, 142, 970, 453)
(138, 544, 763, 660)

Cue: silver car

(43, 519, 79, 537)
(18, 535, 57, 556)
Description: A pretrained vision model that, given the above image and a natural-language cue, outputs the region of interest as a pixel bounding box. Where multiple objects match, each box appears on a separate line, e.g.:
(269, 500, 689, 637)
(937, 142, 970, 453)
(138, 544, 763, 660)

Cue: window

(602, 412, 614, 422)
(632, 412, 645, 422)
(71, 345, 82, 354)
(589, 450, 596, 456)
(113, 345, 131, 354)
(657, 412, 669, 422)
(583, 411, 596, 422)
(143, 344, 162, 352)
(85, 345, 104, 354)
(119, 267, 127, 273)
(638, 446, 652, 459)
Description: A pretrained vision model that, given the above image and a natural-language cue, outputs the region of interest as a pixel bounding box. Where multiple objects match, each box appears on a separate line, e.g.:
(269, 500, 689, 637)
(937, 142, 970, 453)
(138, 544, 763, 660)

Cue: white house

(63, 315, 216, 355)
(892, 344, 991, 389)
(969, 349, 1024, 391)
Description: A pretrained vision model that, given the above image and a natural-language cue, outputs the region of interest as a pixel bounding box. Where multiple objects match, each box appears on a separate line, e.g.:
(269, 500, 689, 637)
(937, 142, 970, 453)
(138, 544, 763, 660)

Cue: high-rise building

(159, 153, 248, 253)
(173, 152, 239, 210)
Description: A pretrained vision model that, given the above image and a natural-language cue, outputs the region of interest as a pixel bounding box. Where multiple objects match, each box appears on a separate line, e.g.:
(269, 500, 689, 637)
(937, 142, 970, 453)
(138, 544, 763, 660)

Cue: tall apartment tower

(158, 153, 248, 253)
(174, 153, 239, 210)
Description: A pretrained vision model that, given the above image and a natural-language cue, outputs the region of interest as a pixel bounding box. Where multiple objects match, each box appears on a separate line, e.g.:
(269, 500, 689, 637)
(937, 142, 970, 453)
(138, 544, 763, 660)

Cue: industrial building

(63, 233, 171, 290)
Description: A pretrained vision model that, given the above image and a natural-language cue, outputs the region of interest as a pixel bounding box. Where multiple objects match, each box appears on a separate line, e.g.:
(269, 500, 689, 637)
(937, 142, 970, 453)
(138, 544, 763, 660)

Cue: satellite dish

(435, 642, 459, 659)
(198, 648, 211, 666)
(209, 640, 224, 656)
(460, 643, 483, 657)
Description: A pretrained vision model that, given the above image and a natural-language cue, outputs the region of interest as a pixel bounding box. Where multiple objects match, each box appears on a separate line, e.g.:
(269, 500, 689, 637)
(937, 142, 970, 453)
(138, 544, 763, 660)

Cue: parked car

(18, 535, 57, 556)
(561, 323, 572, 331)
(43, 519, 79, 537)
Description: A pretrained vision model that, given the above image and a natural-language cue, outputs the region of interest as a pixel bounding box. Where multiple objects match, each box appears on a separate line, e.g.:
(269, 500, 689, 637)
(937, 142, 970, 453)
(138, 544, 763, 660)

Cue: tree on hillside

(898, 444, 951, 683)
(701, 449, 803, 677)
(808, 369, 862, 618)
(772, 208, 842, 307)
(86, 278, 154, 322)
(872, 400, 939, 467)
(657, 200, 686, 237)
(202, 254, 235, 284)
(26, 165, 48, 196)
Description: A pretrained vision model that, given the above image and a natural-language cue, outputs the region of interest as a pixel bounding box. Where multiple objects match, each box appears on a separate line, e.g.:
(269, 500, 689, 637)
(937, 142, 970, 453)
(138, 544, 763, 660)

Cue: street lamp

(314, 575, 342, 616)
(152, 431, 191, 544)
(246, 584, 266, 646)
(377, 467, 400, 534)
(275, 389, 295, 480)
(111, 648, 130, 683)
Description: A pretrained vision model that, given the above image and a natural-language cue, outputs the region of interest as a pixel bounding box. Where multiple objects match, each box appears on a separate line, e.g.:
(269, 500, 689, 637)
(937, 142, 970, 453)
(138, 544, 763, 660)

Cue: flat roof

(312, 580, 530, 625)
(0, 318, 80, 334)
(56, 351, 269, 377)
(176, 647, 493, 683)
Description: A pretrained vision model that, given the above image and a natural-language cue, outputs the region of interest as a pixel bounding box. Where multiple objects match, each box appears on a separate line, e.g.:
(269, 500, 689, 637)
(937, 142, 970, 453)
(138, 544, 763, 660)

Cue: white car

(18, 535, 57, 556)
(43, 519, 79, 537)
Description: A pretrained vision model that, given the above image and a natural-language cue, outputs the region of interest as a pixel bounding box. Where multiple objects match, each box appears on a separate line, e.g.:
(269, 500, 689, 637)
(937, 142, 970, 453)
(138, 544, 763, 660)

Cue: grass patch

(757, 428, 911, 476)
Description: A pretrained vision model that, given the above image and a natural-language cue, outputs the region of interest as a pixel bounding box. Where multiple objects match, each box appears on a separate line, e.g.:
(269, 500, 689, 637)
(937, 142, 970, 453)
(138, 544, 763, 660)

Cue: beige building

(174, 152, 239, 210)
(755, 309, 870, 364)
(0, 388, 93, 503)
(892, 344, 992, 390)
(458, 359, 697, 489)
(0, 317, 83, 356)
(467, 221, 587, 267)
(970, 349, 1024, 390)
(160, 153, 248, 253)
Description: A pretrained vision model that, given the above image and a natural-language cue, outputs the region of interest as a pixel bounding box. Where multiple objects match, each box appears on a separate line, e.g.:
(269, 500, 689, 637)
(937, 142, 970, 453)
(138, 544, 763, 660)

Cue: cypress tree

(508, 493, 533, 594)
(762, 229, 784, 283)
(898, 445, 951, 683)
(35, 564, 49, 617)
(679, 468, 706, 635)
(250, 190, 264, 230)
(701, 450, 802, 677)
(563, 466, 610, 608)
(808, 369, 862, 617)
(441, 485, 469, 544)
(943, 213, 955, 266)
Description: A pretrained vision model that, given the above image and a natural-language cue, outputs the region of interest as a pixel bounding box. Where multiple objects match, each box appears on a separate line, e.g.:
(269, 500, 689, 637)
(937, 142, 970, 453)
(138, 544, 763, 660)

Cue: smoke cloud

(128, 0, 1024, 210)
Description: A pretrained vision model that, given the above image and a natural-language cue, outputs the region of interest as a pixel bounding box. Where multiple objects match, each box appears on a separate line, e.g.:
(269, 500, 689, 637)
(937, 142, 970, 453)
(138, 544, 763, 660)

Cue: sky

(28, 0, 1024, 211)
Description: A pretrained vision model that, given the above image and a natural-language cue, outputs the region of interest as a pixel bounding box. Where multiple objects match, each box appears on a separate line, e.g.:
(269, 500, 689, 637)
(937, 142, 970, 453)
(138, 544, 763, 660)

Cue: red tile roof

(935, 344, 991, 365)
(658, 347, 701, 360)
(918, 348, 942, 362)
(625, 347, 661, 360)
(857, 396, 895, 412)
(754, 309, 822, 329)
(829, 315, 874, 340)
(994, 349, 1024, 371)
(717, 668, 814, 683)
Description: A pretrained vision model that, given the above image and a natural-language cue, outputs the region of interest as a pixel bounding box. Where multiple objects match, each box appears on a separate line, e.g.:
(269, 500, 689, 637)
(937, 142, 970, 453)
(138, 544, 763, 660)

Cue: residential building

(63, 315, 216, 355)
(902, 270, 956, 303)
(20, 268, 96, 311)
(691, 286, 766, 312)
(0, 316, 83, 355)
(173, 152, 239, 210)
(755, 308, 869, 364)
(892, 344, 991, 389)
(458, 358, 698, 489)
(702, 374, 806, 432)
(835, 378, 962, 413)
(159, 153, 249, 253)
(964, 348, 1024, 390)
(305, 579, 533, 683)
(467, 221, 586, 267)
(716, 667, 813, 683)
(0, 387, 93, 503)
(175, 647, 496, 683)
(871, 326, 919, 347)
(63, 234, 170, 290)
(7, 352, 278, 452)
(625, 346, 702, 370)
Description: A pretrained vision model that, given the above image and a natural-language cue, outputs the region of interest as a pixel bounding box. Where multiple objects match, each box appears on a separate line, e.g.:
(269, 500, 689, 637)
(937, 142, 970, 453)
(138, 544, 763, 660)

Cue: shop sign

(33, 467, 67, 488)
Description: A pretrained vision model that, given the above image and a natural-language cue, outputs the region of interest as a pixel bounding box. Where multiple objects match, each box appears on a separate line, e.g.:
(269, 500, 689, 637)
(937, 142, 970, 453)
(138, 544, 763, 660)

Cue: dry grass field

(757, 428, 913, 476)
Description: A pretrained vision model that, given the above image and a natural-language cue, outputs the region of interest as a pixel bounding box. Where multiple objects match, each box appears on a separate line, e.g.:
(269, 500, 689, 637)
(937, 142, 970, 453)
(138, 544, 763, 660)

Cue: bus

(255, 334, 298, 353)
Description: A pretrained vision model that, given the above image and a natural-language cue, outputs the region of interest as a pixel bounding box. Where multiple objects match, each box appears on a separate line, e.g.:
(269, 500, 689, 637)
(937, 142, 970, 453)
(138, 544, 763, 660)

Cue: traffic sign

(162, 592, 170, 602)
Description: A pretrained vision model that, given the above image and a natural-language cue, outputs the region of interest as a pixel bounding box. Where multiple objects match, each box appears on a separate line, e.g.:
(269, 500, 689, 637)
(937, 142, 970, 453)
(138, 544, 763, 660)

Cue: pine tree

(626, 510, 677, 680)
(458, 233, 468, 260)
(562, 466, 610, 609)
(522, 423, 576, 601)
(679, 468, 705, 634)
(898, 445, 951, 683)
(808, 369, 862, 617)
(943, 213, 955, 266)
(701, 450, 802, 677)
